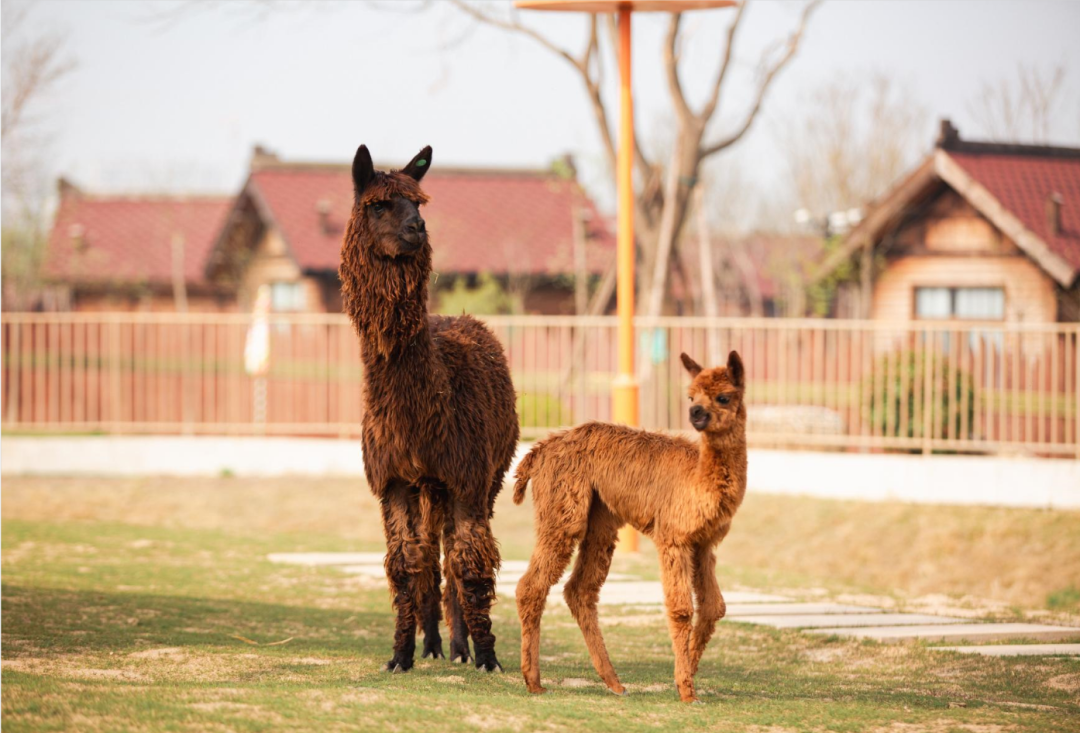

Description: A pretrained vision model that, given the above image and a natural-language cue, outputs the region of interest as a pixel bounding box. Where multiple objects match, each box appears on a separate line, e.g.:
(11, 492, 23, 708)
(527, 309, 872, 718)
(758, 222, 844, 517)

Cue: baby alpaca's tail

(513, 442, 544, 505)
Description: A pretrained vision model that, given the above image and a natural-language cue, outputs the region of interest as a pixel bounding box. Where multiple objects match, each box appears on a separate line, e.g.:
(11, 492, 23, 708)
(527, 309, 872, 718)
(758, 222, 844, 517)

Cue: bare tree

(446, 0, 821, 317)
(1, 0, 76, 310)
(783, 73, 927, 223)
(968, 63, 1067, 144)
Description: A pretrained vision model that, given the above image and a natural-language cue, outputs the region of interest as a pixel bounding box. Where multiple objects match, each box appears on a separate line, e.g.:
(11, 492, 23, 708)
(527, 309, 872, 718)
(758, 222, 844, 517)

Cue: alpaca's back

(429, 314, 519, 488)
(516, 422, 698, 533)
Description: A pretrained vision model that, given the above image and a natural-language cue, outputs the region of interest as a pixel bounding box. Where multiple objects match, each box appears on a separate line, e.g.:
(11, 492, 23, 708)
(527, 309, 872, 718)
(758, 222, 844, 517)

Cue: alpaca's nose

(689, 404, 710, 430)
(403, 216, 425, 234)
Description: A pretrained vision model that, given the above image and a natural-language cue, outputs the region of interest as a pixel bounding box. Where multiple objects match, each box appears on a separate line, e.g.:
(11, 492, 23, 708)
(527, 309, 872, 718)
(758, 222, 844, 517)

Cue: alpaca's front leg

(416, 483, 445, 660)
(688, 545, 725, 677)
(658, 543, 698, 702)
(446, 502, 502, 672)
(441, 513, 471, 664)
(381, 487, 419, 672)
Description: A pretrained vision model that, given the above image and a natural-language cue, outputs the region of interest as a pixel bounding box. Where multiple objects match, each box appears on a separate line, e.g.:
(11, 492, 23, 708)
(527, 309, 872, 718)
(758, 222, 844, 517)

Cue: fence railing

(3, 312, 1078, 457)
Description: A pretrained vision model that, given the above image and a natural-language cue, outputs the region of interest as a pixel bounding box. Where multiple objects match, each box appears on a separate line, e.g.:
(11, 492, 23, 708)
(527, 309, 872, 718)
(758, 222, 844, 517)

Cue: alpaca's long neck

(695, 424, 748, 519)
(341, 243, 433, 365)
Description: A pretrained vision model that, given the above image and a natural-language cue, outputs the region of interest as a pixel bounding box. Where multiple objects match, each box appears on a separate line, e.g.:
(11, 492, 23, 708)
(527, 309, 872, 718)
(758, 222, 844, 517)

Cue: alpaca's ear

(352, 145, 375, 197)
(727, 350, 745, 388)
(402, 146, 432, 183)
(680, 352, 702, 378)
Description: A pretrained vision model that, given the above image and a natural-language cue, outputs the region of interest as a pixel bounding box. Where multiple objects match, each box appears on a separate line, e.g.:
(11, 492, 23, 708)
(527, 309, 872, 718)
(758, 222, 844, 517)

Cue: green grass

(3, 477, 1079, 732)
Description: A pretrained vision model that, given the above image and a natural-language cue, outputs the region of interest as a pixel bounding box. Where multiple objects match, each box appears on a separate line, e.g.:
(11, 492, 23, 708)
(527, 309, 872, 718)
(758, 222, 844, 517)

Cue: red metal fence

(3, 313, 1078, 456)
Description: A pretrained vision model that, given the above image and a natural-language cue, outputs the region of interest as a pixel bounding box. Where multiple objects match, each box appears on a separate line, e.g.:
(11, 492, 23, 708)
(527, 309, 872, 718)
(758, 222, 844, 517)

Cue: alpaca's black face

(348, 144, 434, 260)
(366, 195, 427, 258)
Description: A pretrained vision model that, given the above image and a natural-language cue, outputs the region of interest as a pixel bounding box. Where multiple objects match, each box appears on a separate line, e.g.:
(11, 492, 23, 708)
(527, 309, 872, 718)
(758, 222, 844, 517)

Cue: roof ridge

(65, 192, 234, 203)
(251, 159, 569, 179)
(939, 138, 1080, 160)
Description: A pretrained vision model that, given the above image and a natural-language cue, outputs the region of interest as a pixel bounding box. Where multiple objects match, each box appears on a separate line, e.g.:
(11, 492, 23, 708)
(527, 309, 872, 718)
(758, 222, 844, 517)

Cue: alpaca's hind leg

(446, 501, 502, 672)
(517, 529, 577, 694)
(441, 511, 471, 664)
(658, 543, 698, 702)
(417, 483, 446, 660)
(688, 545, 725, 677)
(381, 486, 419, 672)
(563, 501, 624, 695)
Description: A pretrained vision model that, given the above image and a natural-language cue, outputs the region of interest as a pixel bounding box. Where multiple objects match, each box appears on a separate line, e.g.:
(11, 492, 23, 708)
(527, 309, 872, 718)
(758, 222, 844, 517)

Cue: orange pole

(614, 7, 639, 553)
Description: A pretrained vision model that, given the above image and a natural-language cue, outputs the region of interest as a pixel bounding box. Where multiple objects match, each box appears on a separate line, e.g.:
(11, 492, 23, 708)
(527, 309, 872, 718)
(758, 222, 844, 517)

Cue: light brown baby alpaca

(512, 351, 748, 703)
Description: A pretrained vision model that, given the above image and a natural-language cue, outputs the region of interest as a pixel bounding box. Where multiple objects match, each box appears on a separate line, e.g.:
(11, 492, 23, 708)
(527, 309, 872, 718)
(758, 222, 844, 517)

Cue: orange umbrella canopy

(515, 0, 736, 12)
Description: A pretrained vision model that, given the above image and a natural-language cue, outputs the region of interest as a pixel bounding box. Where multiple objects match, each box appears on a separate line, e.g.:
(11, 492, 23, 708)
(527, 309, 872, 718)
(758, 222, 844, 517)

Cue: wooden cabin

(814, 120, 1080, 324)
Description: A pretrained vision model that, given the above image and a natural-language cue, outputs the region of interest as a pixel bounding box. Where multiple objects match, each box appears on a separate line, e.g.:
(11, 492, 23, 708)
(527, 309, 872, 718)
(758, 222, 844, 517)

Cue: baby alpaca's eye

(716, 394, 730, 405)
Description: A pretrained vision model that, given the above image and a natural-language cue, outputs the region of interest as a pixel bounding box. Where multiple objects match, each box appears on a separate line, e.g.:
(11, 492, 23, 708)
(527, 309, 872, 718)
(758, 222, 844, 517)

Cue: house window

(270, 281, 305, 312)
(914, 287, 1004, 320)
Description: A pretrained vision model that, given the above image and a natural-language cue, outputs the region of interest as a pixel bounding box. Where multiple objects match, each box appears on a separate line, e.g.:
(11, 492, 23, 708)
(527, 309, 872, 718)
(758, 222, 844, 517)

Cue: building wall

(236, 227, 328, 313)
(872, 187, 1059, 324)
(71, 289, 235, 313)
(872, 256, 1058, 324)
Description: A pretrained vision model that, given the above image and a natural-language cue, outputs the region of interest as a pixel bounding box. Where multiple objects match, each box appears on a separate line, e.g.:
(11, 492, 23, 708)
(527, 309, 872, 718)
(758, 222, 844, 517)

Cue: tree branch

(664, 14, 693, 124)
(698, 0, 747, 122)
(447, 0, 577, 66)
(700, 0, 821, 158)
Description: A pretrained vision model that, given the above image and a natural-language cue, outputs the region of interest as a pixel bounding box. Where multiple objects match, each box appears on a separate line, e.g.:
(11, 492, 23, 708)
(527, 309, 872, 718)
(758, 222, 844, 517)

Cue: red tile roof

(246, 165, 614, 276)
(948, 150, 1080, 274)
(44, 193, 232, 287)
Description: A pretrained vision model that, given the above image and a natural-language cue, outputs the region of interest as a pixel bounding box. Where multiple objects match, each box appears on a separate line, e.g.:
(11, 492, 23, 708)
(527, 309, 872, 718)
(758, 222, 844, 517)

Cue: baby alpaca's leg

(658, 542, 698, 702)
(563, 501, 624, 695)
(516, 530, 576, 693)
(688, 545, 725, 677)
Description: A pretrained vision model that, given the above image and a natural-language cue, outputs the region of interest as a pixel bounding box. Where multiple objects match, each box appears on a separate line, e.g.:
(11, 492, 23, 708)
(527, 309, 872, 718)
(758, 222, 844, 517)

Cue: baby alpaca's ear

(727, 350, 745, 388)
(680, 352, 702, 378)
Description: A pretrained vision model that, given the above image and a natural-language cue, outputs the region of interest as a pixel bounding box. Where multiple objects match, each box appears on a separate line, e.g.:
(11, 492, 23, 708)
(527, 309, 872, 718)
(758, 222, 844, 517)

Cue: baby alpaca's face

(681, 351, 745, 436)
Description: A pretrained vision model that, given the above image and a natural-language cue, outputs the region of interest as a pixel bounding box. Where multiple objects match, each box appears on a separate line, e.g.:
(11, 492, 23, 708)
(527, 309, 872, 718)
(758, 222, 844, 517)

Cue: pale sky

(15, 0, 1080, 218)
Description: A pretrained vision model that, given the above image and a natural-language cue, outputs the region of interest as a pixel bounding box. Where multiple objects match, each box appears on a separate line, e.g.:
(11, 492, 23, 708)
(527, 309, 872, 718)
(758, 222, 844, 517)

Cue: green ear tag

(416, 159, 427, 167)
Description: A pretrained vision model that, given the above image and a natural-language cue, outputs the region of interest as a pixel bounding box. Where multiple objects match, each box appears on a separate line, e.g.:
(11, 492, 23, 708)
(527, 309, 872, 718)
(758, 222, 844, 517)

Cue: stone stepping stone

(268, 552, 386, 566)
(807, 623, 1080, 644)
(735, 613, 965, 629)
(931, 644, 1080, 657)
(725, 603, 882, 617)
(591, 583, 788, 607)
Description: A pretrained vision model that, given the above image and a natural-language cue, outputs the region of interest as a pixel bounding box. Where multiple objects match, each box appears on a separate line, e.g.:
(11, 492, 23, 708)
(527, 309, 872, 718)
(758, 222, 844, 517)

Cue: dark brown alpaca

(513, 351, 747, 703)
(339, 145, 519, 673)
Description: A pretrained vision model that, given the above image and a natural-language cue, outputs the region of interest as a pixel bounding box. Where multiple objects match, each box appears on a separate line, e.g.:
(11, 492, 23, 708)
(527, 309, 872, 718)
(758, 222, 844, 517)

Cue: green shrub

(517, 392, 572, 429)
(865, 350, 975, 441)
(1047, 586, 1080, 613)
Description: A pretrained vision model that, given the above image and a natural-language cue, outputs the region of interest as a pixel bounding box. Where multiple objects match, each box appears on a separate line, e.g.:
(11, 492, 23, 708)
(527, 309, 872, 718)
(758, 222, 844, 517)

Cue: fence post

(921, 331, 933, 455)
(109, 318, 122, 432)
(1075, 327, 1080, 460)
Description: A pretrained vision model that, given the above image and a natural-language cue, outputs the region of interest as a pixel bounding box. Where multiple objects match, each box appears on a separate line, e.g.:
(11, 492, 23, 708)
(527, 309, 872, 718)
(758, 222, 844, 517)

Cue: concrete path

(268, 551, 1080, 654)
(737, 613, 967, 629)
(808, 623, 1080, 644)
(932, 644, 1080, 657)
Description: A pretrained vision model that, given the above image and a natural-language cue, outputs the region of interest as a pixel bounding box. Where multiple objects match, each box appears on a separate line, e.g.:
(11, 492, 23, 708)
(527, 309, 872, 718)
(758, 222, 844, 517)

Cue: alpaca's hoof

(451, 654, 470, 665)
(421, 638, 444, 660)
(608, 685, 627, 696)
(527, 686, 547, 695)
(474, 654, 502, 673)
(384, 657, 412, 673)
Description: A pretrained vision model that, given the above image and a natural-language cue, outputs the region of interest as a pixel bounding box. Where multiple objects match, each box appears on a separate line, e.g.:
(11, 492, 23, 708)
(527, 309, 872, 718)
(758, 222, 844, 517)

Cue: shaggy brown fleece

(340, 145, 519, 674)
(513, 351, 747, 702)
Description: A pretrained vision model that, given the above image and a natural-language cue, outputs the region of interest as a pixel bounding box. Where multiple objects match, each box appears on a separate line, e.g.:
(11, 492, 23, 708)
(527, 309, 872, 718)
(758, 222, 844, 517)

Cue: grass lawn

(3, 476, 1079, 732)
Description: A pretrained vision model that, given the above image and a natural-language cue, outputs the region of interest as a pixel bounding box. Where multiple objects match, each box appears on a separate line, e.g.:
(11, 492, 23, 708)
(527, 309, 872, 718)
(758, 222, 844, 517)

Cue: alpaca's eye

(716, 394, 730, 405)
(370, 201, 387, 214)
